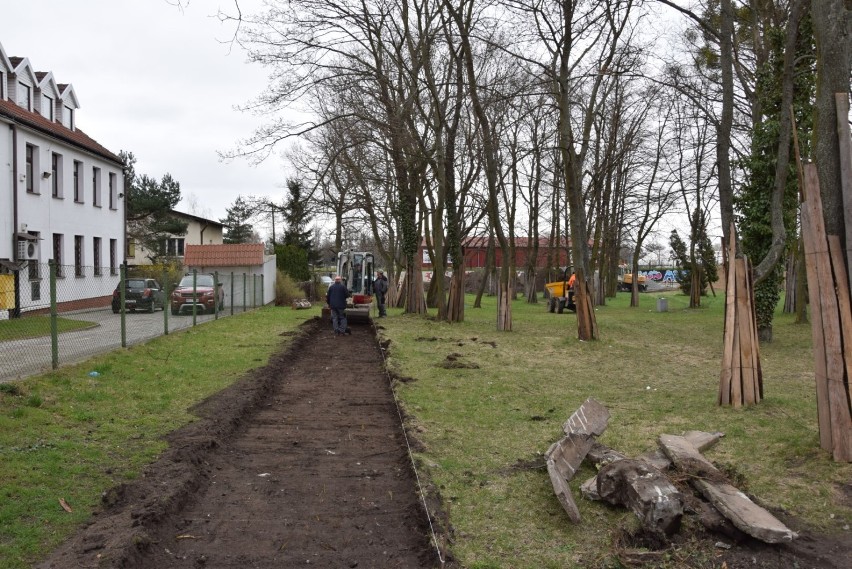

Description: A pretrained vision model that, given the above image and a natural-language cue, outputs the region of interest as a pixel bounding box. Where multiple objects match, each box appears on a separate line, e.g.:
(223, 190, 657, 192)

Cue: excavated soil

(39, 317, 442, 568)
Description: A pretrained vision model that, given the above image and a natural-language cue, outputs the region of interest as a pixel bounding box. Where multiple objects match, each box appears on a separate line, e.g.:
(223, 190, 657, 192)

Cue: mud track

(39, 318, 441, 568)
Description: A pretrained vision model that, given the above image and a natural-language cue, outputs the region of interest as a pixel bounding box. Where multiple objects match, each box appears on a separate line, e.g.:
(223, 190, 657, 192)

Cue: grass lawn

(1, 292, 849, 569)
(0, 315, 96, 341)
(0, 306, 315, 569)
(378, 291, 851, 568)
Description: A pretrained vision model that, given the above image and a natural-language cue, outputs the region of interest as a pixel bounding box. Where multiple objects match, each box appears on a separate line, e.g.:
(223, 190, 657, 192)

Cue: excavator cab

(337, 250, 375, 323)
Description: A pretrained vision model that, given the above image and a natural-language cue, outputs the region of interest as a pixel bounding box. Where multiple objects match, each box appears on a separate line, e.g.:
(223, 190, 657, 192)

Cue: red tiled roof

(184, 244, 266, 267)
(0, 98, 121, 164)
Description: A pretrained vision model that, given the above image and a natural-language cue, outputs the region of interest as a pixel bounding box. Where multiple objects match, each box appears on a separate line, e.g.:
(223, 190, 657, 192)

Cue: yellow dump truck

(544, 270, 576, 313)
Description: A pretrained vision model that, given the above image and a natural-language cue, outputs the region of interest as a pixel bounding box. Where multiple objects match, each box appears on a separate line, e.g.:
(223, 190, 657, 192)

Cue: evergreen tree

(121, 151, 188, 262)
(281, 179, 314, 253)
(277, 179, 316, 280)
(221, 196, 257, 244)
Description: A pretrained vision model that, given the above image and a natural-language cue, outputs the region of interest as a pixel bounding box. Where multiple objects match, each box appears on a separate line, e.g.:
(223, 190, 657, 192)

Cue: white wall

(10, 126, 124, 309)
(0, 119, 12, 260)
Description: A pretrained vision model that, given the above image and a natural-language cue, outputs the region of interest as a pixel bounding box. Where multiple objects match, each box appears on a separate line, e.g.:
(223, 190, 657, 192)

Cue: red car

(170, 273, 224, 315)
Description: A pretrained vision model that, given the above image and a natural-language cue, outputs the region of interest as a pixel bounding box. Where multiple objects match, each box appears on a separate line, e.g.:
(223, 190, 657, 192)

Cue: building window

(73, 160, 83, 202)
(163, 238, 185, 257)
(42, 94, 54, 120)
(51, 152, 63, 198)
(93, 237, 102, 276)
(63, 105, 74, 129)
(26, 144, 35, 193)
(92, 167, 101, 207)
(127, 238, 136, 259)
(109, 172, 117, 209)
(0, 71, 5, 99)
(31, 280, 41, 301)
(53, 233, 64, 278)
(74, 235, 84, 277)
(110, 239, 117, 275)
(17, 82, 31, 109)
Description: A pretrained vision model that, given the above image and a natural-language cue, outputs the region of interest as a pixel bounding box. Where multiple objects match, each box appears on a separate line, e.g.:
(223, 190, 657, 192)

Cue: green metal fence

(0, 262, 265, 382)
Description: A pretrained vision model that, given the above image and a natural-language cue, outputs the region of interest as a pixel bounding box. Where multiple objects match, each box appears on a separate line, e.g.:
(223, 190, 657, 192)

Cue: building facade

(127, 210, 225, 267)
(0, 41, 125, 316)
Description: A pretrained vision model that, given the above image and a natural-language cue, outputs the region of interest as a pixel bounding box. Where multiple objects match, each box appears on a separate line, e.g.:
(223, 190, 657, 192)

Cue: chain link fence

(0, 262, 265, 382)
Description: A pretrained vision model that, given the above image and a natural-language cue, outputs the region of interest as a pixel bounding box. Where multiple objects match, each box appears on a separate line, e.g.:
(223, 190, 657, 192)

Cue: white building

(128, 210, 225, 267)
(0, 40, 125, 316)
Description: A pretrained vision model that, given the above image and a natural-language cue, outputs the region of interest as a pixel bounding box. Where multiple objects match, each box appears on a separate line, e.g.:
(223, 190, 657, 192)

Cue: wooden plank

(834, 92, 852, 289)
(735, 257, 757, 405)
(826, 236, 852, 461)
(562, 397, 610, 437)
(659, 435, 796, 543)
(805, 165, 846, 456)
(801, 167, 833, 450)
(746, 259, 764, 401)
(597, 459, 684, 536)
(719, 227, 738, 405)
(731, 309, 743, 408)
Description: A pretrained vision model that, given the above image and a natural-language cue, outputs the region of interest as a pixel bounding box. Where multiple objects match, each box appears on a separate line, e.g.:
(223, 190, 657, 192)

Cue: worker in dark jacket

(326, 275, 351, 335)
(374, 270, 388, 317)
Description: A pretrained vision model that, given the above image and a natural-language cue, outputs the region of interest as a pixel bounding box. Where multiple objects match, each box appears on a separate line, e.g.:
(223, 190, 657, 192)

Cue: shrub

(274, 271, 306, 306)
(128, 260, 184, 288)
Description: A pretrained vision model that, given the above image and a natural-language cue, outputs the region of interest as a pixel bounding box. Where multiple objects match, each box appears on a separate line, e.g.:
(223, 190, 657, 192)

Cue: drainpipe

(10, 123, 20, 318)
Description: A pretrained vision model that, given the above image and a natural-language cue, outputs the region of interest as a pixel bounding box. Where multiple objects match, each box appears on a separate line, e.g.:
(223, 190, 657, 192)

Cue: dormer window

(42, 94, 54, 120)
(17, 82, 30, 109)
(63, 105, 74, 129)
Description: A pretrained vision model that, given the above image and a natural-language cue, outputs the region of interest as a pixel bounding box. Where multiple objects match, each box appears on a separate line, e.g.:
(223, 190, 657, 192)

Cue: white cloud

(1, 0, 291, 220)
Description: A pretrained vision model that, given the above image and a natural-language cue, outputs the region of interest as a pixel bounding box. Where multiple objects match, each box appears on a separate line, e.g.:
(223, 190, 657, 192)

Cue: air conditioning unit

(17, 239, 39, 261)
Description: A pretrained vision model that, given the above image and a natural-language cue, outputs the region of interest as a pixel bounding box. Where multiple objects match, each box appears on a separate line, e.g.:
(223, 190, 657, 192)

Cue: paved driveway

(0, 307, 244, 383)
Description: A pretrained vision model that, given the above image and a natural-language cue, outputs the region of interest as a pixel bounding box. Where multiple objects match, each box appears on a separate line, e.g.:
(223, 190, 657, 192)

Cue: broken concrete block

(597, 459, 684, 536)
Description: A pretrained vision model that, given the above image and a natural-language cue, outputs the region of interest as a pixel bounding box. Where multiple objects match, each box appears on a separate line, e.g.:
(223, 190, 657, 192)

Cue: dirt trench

(39, 317, 442, 569)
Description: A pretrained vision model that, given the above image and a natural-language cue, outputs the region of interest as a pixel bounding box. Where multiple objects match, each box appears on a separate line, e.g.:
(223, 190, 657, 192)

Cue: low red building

(419, 236, 572, 270)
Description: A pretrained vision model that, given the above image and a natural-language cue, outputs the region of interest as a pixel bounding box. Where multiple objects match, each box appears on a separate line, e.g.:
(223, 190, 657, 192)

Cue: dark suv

(112, 278, 165, 313)
(170, 273, 224, 315)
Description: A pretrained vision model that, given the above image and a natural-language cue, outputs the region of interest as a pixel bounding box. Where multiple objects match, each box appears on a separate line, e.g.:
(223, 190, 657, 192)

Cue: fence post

(260, 275, 264, 307)
(230, 271, 234, 316)
(192, 269, 198, 327)
(120, 262, 127, 348)
(49, 259, 58, 369)
(214, 270, 219, 321)
(253, 274, 257, 309)
(243, 273, 247, 312)
(163, 267, 169, 335)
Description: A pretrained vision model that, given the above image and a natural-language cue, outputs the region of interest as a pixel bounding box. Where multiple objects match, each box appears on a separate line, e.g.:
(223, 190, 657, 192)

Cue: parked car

(111, 278, 166, 313)
(320, 275, 334, 288)
(170, 273, 224, 315)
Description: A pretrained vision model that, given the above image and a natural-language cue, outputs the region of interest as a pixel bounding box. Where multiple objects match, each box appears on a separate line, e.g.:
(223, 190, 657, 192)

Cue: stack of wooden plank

(801, 162, 852, 462)
(719, 226, 764, 407)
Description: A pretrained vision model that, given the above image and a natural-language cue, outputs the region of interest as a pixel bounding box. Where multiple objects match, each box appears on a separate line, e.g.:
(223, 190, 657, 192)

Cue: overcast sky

(1, 0, 287, 222)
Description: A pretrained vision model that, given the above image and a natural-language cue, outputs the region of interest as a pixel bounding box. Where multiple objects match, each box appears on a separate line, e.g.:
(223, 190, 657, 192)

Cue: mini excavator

(336, 249, 375, 323)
